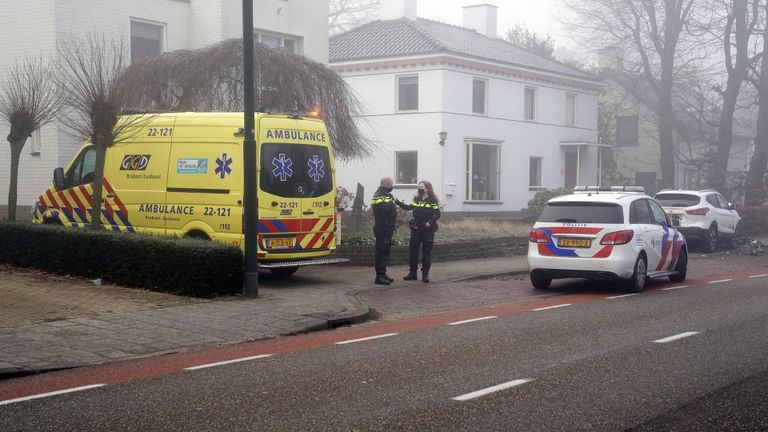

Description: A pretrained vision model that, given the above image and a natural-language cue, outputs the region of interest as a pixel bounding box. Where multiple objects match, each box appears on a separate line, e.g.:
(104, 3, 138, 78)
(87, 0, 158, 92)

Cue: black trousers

(374, 225, 394, 277)
(408, 227, 434, 275)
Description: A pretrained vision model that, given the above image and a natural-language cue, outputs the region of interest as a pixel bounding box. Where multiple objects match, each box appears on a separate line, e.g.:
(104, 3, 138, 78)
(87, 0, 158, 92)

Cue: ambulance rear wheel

(270, 266, 299, 277)
(186, 230, 210, 241)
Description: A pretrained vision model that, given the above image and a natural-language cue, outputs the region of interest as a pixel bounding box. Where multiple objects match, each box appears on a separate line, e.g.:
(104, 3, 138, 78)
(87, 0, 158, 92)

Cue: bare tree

(745, 1, 768, 204)
(504, 23, 556, 59)
(0, 58, 59, 221)
(121, 38, 370, 160)
(56, 35, 153, 230)
(567, 0, 697, 188)
(329, 0, 379, 35)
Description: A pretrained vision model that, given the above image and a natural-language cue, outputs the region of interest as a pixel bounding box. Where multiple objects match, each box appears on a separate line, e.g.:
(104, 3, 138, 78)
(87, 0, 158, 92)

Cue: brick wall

(337, 236, 529, 266)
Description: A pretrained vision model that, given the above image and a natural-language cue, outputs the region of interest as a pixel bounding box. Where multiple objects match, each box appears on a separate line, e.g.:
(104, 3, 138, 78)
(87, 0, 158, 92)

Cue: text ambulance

(32, 112, 346, 275)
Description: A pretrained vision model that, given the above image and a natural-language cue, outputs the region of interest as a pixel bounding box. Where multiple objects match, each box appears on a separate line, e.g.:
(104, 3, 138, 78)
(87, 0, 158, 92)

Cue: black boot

(375, 275, 392, 285)
(383, 275, 394, 282)
(403, 272, 417, 280)
(422, 273, 429, 283)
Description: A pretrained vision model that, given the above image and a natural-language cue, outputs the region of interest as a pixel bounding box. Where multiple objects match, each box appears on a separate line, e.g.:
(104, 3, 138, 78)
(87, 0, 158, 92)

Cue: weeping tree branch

(121, 38, 370, 160)
(0, 57, 60, 221)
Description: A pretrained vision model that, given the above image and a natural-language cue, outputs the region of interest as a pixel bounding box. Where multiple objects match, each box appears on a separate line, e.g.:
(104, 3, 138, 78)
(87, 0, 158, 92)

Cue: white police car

(528, 186, 688, 292)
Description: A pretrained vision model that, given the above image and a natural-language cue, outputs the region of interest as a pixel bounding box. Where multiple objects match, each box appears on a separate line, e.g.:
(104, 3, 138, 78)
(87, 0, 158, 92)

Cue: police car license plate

(266, 238, 295, 250)
(558, 238, 591, 248)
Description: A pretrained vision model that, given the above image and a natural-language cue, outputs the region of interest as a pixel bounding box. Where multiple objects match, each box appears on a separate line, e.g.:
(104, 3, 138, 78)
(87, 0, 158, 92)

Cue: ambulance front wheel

(270, 266, 299, 277)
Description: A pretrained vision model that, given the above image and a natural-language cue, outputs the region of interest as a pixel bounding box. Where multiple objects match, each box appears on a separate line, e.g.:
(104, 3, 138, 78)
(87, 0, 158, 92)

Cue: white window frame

(472, 78, 488, 115)
(29, 129, 42, 155)
(256, 30, 300, 54)
(395, 151, 418, 185)
(524, 87, 537, 121)
(529, 156, 543, 188)
(565, 94, 577, 126)
(465, 140, 502, 202)
(396, 74, 419, 112)
(130, 18, 166, 64)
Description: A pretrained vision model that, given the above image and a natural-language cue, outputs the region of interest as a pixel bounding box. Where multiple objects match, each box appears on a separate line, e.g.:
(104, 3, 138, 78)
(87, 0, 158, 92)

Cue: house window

(473, 78, 487, 114)
(256, 31, 299, 53)
(29, 129, 41, 155)
(529, 157, 542, 187)
(524, 87, 537, 121)
(130, 20, 164, 63)
(466, 142, 500, 201)
(398, 75, 418, 111)
(395, 151, 418, 185)
(616, 115, 639, 146)
(566, 94, 576, 126)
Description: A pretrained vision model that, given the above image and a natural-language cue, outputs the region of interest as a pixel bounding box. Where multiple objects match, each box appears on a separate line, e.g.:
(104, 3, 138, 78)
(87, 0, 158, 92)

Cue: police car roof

(548, 191, 645, 204)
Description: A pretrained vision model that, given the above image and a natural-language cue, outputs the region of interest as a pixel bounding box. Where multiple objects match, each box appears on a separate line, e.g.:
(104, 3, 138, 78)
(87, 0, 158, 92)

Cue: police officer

(371, 177, 398, 285)
(397, 180, 440, 283)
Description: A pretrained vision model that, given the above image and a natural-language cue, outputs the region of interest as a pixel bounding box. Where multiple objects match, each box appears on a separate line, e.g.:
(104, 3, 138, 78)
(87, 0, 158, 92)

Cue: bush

(522, 187, 573, 222)
(737, 205, 768, 236)
(0, 222, 243, 297)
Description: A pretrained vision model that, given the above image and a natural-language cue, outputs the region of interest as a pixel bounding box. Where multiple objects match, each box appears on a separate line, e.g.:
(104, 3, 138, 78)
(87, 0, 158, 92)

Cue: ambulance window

(67, 147, 97, 187)
(260, 144, 332, 198)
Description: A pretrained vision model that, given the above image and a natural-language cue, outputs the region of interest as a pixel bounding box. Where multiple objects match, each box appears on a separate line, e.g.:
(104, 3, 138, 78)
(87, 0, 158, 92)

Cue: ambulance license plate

(558, 238, 591, 248)
(266, 238, 295, 250)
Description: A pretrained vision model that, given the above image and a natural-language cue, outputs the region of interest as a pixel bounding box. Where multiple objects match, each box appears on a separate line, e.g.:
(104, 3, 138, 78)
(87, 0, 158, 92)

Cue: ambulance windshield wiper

(555, 218, 578, 223)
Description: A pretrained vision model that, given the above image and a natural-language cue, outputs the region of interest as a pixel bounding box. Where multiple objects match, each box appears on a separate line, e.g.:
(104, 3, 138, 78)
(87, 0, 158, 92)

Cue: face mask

(384, 186, 393, 193)
(418, 188, 426, 194)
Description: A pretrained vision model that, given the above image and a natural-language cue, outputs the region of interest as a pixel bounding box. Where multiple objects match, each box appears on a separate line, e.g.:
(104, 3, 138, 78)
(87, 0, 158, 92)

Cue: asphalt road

(2, 273, 768, 431)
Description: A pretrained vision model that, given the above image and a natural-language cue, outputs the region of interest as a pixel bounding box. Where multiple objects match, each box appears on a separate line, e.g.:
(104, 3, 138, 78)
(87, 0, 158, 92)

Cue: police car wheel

(530, 273, 552, 290)
(270, 266, 299, 277)
(627, 254, 647, 293)
(669, 248, 687, 283)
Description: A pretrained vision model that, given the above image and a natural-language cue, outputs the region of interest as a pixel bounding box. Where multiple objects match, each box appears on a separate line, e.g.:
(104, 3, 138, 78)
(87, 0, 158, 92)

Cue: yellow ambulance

(32, 112, 345, 275)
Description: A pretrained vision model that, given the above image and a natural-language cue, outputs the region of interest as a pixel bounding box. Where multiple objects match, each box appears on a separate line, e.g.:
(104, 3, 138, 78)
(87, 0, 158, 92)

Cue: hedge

(0, 222, 243, 297)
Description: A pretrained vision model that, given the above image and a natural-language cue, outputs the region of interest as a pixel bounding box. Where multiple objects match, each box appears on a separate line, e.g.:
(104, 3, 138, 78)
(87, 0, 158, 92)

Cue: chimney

(462, 4, 498, 38)
(380, 0, 418, 21)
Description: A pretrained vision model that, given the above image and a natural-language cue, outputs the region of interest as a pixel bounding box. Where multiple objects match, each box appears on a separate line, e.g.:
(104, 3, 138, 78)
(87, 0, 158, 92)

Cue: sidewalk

(0, 255, 529, 377)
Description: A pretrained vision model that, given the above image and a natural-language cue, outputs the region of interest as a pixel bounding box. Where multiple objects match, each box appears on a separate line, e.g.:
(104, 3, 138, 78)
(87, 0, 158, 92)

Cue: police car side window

(648, 200, 669, 227)
(630, 200, 653, 224)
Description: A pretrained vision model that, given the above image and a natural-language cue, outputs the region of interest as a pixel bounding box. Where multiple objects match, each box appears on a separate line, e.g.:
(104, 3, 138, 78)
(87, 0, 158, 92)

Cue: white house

(330, 0, 603, 217)
(0, 0, 328, 218)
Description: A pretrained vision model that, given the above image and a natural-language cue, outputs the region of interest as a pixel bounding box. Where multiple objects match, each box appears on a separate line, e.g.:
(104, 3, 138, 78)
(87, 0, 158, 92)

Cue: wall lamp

(439, 131, 447, 146)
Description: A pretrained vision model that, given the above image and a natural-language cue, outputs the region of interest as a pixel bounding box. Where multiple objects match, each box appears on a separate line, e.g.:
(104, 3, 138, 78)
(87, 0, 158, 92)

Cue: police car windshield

(654, 193, 701, 208)
(539, 202, 624, 224)
(260, 143, 332, 198)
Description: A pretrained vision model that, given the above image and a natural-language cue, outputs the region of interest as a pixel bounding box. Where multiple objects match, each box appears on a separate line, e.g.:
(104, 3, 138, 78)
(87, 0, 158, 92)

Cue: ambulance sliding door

(104, 118, 174, 235)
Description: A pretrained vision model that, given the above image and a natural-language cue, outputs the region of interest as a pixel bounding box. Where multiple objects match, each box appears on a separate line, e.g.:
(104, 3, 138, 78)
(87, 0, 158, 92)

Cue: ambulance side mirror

(53, 167, 66, 190)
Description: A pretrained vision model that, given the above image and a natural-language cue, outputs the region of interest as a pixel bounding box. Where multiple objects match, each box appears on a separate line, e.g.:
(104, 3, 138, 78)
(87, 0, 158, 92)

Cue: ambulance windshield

(260, 143, 332, 198)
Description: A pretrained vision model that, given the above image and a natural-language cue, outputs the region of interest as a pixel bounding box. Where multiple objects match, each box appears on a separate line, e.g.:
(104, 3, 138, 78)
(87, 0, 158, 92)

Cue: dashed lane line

(653, 332, 700, 344)
(185, 355, 273, 371)
(532, 304, 572, 312)
(336, 333, 399, 345)
(448, 316, 498, 326)
(661, 285, 690, 291)
(452, 379, 534, 401)
(606, 293, 639, 299)
(0, 384, 106, 406)
(748, 274, 768, 279)
(708, 279, 733, 284)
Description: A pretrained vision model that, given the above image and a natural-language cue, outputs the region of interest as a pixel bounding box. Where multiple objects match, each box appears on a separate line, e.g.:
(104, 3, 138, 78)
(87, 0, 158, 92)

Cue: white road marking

(0, 384, 106, 406)
(653, 332, 700, 344)
(448, 316, 498, 326)
(661, 285, 689, 291)
(708, 279, 733, 284)
(452, 379, 533, 401)
(532, 304, 572, 312)
(748, 274, 768, 279)
(606, 293, 639, 299)
(336, 333, 398, 345)
(185, 354, 273, 371)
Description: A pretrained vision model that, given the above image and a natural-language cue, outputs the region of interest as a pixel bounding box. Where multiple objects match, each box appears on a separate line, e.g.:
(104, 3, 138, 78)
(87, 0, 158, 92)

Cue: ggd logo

(120, 155, 151, 171)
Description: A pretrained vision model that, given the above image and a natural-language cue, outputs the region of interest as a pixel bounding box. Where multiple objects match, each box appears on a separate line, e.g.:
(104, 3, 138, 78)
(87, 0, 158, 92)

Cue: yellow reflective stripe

(409, 201, 438, 209)
(372, 195, 393, 204)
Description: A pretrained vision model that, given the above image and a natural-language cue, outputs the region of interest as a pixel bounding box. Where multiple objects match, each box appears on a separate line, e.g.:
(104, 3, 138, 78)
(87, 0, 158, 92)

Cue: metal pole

(243, 0, 259, 297)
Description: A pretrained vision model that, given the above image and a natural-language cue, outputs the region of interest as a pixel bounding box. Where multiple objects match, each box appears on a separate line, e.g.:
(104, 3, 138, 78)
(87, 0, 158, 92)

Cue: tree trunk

(89, 145, 108, 230)
(745, 41, 768, 204)
(6, 139, 25, 222)
(658, 70, 677, 189)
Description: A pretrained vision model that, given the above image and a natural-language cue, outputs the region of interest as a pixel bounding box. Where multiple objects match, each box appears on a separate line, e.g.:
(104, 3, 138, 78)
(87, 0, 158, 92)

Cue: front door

(564, 151, 578, 187)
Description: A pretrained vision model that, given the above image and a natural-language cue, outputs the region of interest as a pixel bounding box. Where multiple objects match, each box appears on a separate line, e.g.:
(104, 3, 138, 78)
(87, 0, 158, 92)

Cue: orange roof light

(307, 109, 321, 118)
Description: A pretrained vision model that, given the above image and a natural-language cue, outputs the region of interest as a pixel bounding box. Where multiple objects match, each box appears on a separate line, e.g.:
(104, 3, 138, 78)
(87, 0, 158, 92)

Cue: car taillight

(600, 230, 634, 245)
(685, 207, 709, 216)
(529, 228, 549, 243)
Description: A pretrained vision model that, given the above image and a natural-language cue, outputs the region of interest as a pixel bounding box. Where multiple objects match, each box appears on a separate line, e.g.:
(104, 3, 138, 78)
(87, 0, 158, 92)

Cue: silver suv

(653, 189, 740, 253)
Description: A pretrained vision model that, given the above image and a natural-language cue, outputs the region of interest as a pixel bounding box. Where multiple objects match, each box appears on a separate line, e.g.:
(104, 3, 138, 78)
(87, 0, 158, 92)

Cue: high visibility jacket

(371, 187, 397, 228)
(398, 195, 440, 230)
